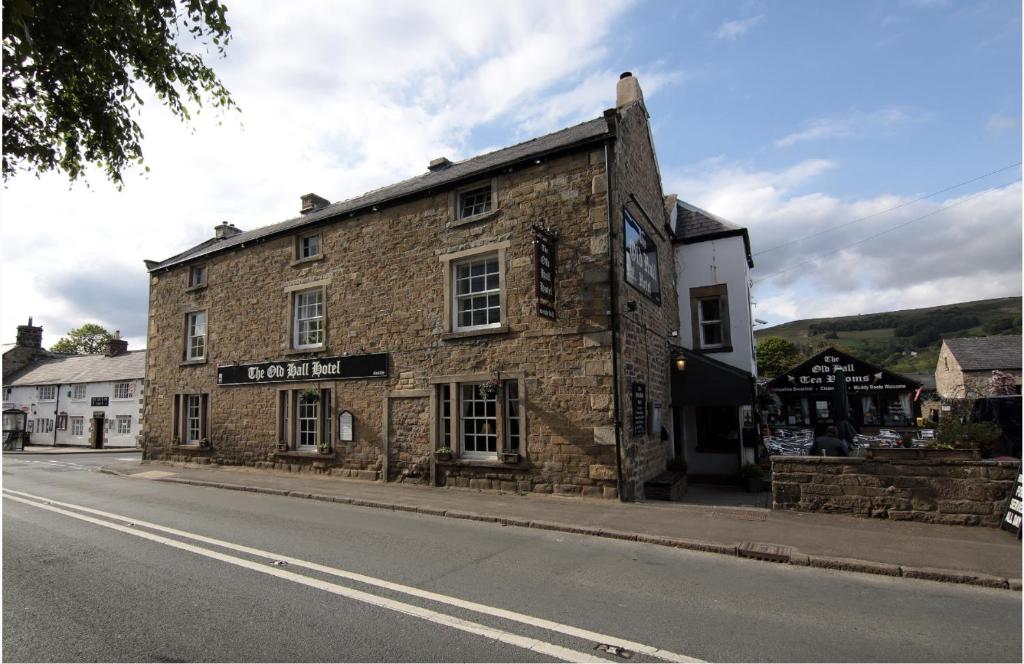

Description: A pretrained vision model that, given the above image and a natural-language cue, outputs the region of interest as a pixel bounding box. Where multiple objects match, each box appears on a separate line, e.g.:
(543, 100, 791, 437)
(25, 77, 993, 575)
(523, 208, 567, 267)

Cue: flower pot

(277, 441, 289, 452)
(317, 445, 332, 456)
(435, 451, 453, 462)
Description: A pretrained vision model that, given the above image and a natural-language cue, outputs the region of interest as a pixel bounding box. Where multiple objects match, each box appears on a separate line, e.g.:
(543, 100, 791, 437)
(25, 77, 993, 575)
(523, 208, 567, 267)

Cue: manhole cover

(710, 509, 767, 521)
(737, 542, 793, 563)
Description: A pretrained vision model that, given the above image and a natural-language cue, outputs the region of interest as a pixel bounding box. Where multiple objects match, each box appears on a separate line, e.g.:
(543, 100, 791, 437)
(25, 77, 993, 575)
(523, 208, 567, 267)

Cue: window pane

(700, 298, 720, 322)
(702, 323, 723, 346)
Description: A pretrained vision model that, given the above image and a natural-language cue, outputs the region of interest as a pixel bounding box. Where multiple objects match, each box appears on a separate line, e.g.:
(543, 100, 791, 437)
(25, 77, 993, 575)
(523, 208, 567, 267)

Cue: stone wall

(772, 455, 1018, 526)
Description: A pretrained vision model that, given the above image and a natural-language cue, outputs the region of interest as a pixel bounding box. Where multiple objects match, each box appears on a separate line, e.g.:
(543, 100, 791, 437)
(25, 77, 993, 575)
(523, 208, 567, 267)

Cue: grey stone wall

(772, 455, 1018, 526)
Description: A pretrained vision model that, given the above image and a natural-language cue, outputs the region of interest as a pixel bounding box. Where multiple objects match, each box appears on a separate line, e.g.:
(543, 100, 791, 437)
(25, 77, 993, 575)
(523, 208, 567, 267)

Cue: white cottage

(3, 331, 145, 448)
(666, 197, 759, 479)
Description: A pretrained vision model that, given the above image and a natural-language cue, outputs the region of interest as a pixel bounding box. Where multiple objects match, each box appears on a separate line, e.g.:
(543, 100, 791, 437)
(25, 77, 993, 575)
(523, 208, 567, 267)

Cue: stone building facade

(935, 335, 1022, 399)
(142, 74, 678, 500)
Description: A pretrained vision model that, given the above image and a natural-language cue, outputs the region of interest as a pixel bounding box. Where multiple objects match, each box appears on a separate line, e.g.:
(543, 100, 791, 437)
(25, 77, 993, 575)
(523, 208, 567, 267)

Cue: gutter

(604, 133, 626, 503)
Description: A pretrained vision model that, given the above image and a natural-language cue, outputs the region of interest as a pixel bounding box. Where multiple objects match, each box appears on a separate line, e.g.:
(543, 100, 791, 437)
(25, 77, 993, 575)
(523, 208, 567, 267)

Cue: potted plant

(317, 441, 332, 455)
(500, 450, 520, 464)
(277, 440, 289, 452)
(435, 446, 453, 462)
(740, 463, 764, 493)
(198, 438, 211, 449)
(301, 387, 320, 404)
(478, 378, 500, 399)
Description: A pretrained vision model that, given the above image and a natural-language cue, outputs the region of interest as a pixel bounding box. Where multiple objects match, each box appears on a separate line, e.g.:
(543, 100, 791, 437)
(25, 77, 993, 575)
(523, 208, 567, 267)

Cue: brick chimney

(428, 157, 452, 172)
(300, 193, 330, 215)
(106, 330, 128, 357)
(15, 317, 43, 350)
(214, 221, 242, 239)
(616, 71, 645, 110)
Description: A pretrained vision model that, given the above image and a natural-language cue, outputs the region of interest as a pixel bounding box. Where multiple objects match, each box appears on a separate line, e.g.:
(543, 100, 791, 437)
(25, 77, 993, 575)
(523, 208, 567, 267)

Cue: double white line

(3, 488, 702, 663)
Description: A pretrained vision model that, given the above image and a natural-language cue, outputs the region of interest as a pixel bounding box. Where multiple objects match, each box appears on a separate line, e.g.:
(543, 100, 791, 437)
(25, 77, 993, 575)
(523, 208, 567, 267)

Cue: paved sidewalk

(101, 459, 1022, 590)
(4, 445, 140, 455)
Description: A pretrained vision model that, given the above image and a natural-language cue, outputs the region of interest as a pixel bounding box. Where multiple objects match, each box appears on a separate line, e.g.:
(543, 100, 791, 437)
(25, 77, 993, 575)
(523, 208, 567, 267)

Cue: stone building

(142, 74, 679, 499)
(935, 335, 1022, 399)
(4, 326, 144, 448)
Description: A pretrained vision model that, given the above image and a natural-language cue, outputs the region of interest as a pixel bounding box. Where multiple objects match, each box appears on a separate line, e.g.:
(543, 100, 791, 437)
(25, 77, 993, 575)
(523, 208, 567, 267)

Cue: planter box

(865, 447, 980, 461)
(644, 471, 687, 501)
(435, 452, 453, 463)
(499, 452, 520, 464)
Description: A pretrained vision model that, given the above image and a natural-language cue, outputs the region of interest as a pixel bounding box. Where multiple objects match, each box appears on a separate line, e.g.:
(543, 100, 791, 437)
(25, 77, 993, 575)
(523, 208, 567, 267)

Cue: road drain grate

(737, 542, 793, 563)
(595, 644, 633, 659)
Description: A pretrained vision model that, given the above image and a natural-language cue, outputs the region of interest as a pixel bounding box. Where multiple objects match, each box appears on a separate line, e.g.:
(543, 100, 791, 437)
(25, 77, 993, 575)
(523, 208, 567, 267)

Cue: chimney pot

(301, 193, 330, 214)
(428, 157, 452, 172)
(619, 71, 633, 79)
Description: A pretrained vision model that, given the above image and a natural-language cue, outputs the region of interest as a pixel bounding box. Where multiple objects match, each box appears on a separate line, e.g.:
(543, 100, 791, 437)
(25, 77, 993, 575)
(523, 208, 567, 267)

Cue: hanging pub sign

(91, 397, 109, 407)
(766, 348, 920, 395)
(533, 224, 557, 320)
(623, 208, 661, 304)
(1001, 466, 1022, 538)
(217, 353, 389, 386)
(631, 382, 647, 435)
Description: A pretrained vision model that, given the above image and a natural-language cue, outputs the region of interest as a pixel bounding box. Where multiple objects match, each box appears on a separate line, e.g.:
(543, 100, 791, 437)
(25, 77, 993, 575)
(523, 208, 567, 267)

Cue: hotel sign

(217, 353, 389, 386)
(534, 225, 557, 320)
(623, 208, 661, 304)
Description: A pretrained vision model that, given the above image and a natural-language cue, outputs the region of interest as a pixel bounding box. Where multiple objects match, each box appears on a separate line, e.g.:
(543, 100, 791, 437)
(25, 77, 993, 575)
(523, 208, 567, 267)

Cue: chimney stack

(300, 193, 330, 215)
(616, 71, 645, 110)
(214, 221, 242, 239)
(106, 330, 128, 357)
(428, 157, 452, 172)
(15, 317, 43, 350)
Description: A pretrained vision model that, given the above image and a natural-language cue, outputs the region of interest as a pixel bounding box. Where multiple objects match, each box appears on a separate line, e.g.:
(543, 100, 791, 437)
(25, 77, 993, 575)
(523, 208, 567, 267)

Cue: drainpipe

(53, 384, 60, 447)
(604, 137, 626, 502)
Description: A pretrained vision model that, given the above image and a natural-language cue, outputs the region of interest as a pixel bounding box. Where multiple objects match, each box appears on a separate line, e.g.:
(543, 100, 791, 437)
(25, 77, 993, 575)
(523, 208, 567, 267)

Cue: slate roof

(6, 350, 146, 386)
(148, 116, 612, 272)
(944, 335, 1022, 371)
(671, 199, 753, 267)
(903, 372, 937, 390)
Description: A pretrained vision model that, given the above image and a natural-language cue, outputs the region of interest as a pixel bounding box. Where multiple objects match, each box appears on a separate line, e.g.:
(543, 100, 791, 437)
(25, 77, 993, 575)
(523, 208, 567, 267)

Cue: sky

(1, 0, 1021, 350)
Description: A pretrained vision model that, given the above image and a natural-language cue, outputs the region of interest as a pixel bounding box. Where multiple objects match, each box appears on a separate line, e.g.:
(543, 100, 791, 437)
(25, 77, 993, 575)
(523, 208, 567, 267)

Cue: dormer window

(459, 186, 492, 219)
(297, 233, 321, 260)
(189, 265, 207, 288)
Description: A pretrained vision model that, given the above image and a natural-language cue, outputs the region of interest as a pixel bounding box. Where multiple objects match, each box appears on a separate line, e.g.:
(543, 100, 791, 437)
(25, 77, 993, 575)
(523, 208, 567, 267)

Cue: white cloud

(775, 107, 925, 147)
(714, 15, 765, 41)
(987, 113, 1018, 132)
(668, 160, 1022, 325)
(1, 0, 662, 350)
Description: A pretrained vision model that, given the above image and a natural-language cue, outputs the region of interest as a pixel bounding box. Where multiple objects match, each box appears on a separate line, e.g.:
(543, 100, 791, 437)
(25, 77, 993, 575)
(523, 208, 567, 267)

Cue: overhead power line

(754, 162, 1022, 256)
(752, 177, 1021, 285)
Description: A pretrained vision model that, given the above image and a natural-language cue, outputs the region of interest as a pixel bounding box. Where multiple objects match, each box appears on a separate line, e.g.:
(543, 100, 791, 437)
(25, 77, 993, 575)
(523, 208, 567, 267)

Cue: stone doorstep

(104, 467, 1020, 592)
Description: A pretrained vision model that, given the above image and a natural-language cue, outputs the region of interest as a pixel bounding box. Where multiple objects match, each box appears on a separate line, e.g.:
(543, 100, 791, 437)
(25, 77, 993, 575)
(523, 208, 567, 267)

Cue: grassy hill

(754, 296, 1022, 373)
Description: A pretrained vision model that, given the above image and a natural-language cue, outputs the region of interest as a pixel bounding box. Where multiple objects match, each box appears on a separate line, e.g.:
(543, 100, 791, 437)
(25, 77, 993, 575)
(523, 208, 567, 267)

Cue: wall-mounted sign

(631, 382, 647, 436)
(217, 353, 389, 386)
(339, 410, 354, 442)
(650, 400, 662, 435)
(766, 348, 920, 395)
(91, 397, 109, 407)
(534, 225, 557, 320)
(623, 208, 661, 304)
(1002, 466, 1022, 538)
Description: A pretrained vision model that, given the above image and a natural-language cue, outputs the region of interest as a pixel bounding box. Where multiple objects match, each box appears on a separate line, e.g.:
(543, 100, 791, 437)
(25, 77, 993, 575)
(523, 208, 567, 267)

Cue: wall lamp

(674, 358, 687, 372)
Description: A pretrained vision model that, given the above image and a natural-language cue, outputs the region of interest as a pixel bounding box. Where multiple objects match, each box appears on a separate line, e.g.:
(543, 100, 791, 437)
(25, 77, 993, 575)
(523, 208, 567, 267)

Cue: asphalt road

(3, 453, 1021, 663)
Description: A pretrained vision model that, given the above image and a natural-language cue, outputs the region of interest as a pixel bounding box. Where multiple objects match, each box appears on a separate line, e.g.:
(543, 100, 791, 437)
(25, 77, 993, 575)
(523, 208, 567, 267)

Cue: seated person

(811, 425, 849, 457)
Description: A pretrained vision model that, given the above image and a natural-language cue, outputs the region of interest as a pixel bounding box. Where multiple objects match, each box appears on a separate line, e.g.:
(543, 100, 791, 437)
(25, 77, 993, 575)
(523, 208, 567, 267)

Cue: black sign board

(631, 382, 647, 436)
(534, 225, 557, 320)
(91, 397, 109, 407)
(766, 347, 920, 395)
(623, 208, 661, 304)
(1001, 466, 1022, 538)
(217, 353, 389, 386)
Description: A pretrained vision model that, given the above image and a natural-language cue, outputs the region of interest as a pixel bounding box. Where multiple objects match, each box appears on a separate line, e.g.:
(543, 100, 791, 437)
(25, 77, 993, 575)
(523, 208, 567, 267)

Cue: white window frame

(452, 253, 501, 332)
(458, 185, 493, 220)
(297, 398, 319, 450)
(459, 383, 498, 459)
(698, 296, 725, 349)
(298, 233, 322, 260)
(70, 416, 84, 437)
(71, 384, 87, 401)
(292, 288, 325, 349)
(185, 394, 202, 443)
(186, 311, 207, 361)
(37, 385, 56, 401)
(113, 382, 133, 401)
(116, 415, 131, 435)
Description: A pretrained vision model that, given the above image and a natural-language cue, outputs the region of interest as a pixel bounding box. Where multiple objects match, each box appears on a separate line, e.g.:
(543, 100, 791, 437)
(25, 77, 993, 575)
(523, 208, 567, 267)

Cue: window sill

(274, 450, 336, 460)
(436, 457, 527, 470)
(185, 284, 207, 293)
(697, 345, 733, 354)
(283, 346, 327, 356)
(180, 359, 208, 367)
(441, 325, 509, 341)
(290, 255, 324, 267)
(450, 209, 500, 228)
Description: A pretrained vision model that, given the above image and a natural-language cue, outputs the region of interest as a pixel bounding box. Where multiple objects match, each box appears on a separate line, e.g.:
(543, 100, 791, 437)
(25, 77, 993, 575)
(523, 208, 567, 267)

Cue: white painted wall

(6, 380, 143, 447)
(674, 235, 756, 376)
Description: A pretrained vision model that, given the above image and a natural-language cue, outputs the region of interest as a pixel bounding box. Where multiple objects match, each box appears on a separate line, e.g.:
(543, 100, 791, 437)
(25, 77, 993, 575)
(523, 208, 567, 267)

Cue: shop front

(763, 348, 922, 434)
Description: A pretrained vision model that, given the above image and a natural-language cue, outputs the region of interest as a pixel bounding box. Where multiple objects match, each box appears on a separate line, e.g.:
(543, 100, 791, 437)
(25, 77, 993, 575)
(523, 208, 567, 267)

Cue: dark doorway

(91, 416, 104, 448)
